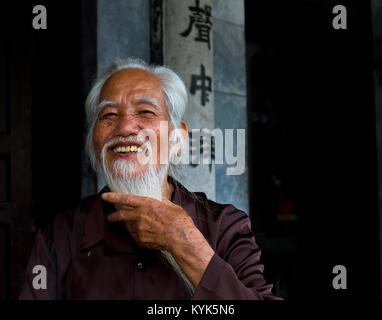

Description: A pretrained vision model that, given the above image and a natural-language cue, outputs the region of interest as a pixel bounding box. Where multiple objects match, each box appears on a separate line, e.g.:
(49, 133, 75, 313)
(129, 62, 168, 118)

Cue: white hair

(85, 58, 188, 171)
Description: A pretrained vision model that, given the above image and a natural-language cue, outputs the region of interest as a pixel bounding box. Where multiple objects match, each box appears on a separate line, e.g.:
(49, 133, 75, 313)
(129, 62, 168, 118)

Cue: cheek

(93, 123, 109, 154)
(156, 127, 172, 162)
(153, 123, 171, 146)
(143, 121, 166, 143)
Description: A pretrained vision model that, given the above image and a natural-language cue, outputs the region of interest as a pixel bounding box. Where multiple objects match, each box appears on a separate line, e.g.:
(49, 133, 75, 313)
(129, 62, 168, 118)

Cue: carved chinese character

(180, 0, 213, 49)
(190, 64, 212, 106)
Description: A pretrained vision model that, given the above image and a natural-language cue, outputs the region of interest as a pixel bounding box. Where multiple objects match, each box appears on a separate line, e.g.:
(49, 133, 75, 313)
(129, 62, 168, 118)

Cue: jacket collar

(79, 193, 105, 251)
(79, 185, 136, 253)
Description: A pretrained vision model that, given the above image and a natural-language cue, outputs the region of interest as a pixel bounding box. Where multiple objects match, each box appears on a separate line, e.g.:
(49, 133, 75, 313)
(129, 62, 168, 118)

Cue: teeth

(113, 145, 142, 153)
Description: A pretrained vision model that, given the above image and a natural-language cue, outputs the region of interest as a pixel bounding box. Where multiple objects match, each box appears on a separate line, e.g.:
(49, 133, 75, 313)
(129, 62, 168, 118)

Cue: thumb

(162, 197, 172, 204)
(162, 197, 178, 208)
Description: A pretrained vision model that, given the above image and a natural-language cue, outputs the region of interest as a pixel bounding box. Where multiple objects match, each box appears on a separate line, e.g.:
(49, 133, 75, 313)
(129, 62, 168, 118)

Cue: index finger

(101, 192, 145, 208)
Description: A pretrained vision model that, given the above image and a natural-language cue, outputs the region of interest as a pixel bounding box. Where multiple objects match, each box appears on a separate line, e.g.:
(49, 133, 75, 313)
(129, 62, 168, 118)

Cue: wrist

(170, 225, 214, 265)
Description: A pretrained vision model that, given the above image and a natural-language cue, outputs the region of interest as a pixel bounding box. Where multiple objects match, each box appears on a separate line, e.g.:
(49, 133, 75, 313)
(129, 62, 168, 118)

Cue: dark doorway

(1, 1, 86, 298)
(30, 1, 84, 230)
(245, 0, 380, 299)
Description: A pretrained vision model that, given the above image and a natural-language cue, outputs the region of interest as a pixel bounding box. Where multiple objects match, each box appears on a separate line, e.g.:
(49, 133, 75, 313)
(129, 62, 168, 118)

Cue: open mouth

(112, 144, 143, 154)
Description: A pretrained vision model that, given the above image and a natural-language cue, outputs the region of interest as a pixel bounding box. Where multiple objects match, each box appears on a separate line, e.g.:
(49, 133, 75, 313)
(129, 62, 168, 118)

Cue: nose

(113, 115, 141, 137)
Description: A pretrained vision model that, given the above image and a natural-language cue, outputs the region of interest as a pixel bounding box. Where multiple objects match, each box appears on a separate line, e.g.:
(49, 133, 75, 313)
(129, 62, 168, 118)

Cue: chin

(110, 161, 147, 179)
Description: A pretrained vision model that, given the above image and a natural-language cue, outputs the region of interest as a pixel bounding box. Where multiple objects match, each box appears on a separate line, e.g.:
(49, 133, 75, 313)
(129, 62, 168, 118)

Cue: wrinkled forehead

(99, 68, 164, 102)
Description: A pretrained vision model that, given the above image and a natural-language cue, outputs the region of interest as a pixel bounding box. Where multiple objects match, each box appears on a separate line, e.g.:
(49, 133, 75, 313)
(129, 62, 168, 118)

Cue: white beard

(97, 138, 195, 295)
(103, 159, 167, 201)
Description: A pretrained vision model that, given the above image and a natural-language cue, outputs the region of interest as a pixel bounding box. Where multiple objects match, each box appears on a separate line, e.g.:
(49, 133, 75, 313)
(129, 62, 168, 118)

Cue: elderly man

(19, 58, 279, 300)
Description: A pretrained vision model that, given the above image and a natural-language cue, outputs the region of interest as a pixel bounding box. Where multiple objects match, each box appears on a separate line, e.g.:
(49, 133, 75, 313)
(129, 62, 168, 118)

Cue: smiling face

(93, 68, 172, 178)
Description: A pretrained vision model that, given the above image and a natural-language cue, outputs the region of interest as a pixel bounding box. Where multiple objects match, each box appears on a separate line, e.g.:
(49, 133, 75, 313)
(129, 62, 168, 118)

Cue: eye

(101, 112, 117, 119)
(140, 110, 155, 115)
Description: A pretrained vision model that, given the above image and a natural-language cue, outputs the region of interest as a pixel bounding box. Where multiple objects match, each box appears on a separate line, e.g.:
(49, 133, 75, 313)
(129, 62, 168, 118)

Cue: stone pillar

(163, 0, 215, 200)
(97, 0, 151, 74)
(213, 0, 248, 213)
(94, 0, 151, 192)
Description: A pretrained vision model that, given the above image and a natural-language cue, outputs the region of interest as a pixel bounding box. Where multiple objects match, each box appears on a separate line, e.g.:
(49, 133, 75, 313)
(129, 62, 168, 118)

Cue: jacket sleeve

(18, 226, 58, 300)
(191, 207, 282, 300)
(18, 209, 73, 300)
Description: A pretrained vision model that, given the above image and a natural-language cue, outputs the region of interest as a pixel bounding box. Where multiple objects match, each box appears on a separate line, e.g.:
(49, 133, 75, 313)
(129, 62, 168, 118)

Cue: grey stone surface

(164, 0, 215, 201)
(213, 18, 246, 96)
(214, 91, 249, 214)
(96, 0, 151, 192)
(213, 0, 245, 26)
(213, 0, 248, 213)
(215, 164, 249, 214)
(97, 0, 151, 73)
(215, 90, 247, 129)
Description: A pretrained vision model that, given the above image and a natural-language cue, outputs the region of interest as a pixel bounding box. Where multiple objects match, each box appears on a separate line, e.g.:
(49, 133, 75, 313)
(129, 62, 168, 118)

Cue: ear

(169, 121, 189, 158)
(179, 121, 188, 143)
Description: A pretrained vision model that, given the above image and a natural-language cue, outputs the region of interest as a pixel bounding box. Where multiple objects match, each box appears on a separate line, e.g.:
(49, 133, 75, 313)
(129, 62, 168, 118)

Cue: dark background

(0, 1, 86, 298)
(0, 0, 380, 300)
(30, 1, 84, 226)
(246, 0, 380, 299)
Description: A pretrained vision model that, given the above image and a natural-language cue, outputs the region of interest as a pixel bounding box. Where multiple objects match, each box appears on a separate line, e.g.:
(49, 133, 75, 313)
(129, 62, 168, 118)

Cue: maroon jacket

(19, 177, 280, 300)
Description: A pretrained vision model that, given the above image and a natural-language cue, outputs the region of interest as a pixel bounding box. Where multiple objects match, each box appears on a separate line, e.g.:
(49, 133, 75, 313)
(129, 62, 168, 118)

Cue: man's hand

(101, 192, 195, 251)
(101, 192, 215, 288)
